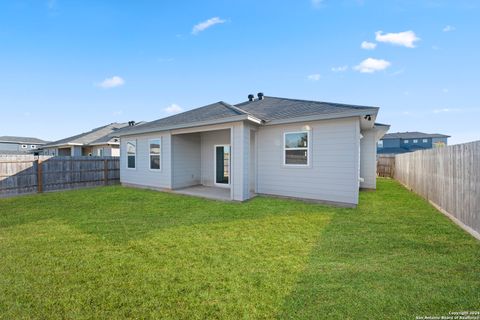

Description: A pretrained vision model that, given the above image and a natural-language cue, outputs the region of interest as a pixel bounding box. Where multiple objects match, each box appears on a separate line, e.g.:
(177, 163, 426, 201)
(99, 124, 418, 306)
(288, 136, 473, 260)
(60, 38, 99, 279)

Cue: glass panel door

(215, 145, 230, 185)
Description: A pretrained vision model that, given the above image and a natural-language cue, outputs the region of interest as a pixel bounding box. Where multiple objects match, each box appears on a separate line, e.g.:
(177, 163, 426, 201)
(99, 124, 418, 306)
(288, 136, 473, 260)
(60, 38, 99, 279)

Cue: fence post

(37, 159, 43, 193)
(104, 159, 108, 186)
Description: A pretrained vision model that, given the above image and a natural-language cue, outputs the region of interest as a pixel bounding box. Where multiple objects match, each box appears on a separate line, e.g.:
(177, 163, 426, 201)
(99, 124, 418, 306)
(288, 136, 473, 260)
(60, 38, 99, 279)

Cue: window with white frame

(423, 139, 428, 143)
(126, 141, 136, 169)
(21, 144, 27, 149)
(404, 140, 409, 143)
(149, 139, 161, 170)
(31, 145, 37, 149)
(377, 140, 384, 148)
(413, 139, 418, 143)
(284, 131, 309, 165)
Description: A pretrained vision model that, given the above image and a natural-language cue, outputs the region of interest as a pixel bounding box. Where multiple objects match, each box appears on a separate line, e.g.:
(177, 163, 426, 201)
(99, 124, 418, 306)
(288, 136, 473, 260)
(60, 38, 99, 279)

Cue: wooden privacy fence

(377, 155, 395, 178)
(0, 155, 120, 197)
(395, 140, 480, 240)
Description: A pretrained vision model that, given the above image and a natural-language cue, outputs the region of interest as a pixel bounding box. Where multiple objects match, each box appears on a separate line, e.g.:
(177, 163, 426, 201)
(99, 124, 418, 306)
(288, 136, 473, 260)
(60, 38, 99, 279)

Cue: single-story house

(0, 136, 49, 155)
(41, 122, 135, 157)
(117, 94, 389, 206)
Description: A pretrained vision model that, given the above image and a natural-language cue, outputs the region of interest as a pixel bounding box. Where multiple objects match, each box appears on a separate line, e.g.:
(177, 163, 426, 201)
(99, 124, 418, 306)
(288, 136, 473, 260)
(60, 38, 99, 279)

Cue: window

(97, 149, 104, 157)
(423, 139, 428, 143)
(126, 141, 136, 169)
(149, 139, 161, 170)
(413, 139, 418, 143)
(377, 140, 384, 148)
(31, 145, 37, 149)
(284, 131, 309, 166)
(21, 144, 27, 149)
(404, 140, 409, 143)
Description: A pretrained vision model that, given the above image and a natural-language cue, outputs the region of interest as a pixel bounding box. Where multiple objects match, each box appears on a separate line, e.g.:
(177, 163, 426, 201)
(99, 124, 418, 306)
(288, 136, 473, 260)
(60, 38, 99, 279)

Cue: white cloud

(443, 25, 455, 32)
(192, 17, 226, 35)
(390, 69, 405, 76)
(331, 65, 348, 72)
(97, 76, 125, 89)
(433, 108, 462, 114)
(375, 30, 420, 48)
(354, 58, 391, 73)
(311, 0, 324, 7)
(361, 41, 377, 50)
(307, 74, 321, 81)
(165, 104, 183, 115)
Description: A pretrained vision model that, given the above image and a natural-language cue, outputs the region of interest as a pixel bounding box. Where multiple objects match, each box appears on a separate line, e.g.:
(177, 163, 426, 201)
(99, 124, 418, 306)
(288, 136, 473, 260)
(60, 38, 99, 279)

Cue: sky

(0, 0, 479, 144)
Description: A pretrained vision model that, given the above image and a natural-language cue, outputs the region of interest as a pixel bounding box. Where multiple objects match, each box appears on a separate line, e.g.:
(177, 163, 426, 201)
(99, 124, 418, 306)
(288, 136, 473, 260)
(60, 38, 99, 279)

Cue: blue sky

(0, 0, 479, 144)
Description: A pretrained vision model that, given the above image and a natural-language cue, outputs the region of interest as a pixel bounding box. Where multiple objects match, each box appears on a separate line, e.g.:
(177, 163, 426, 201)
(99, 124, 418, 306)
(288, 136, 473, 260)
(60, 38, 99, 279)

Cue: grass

(0, 179, 478, 319)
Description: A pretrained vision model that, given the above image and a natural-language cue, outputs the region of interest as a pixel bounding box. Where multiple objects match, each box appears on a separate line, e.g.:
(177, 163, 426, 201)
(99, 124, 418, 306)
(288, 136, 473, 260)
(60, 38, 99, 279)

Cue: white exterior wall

(120, 132, 172, 189)
(256, 117, 360, 205)
(200, 129, 230, 187)
(172, 133, 201, 189)
(360, 129, 377, 189)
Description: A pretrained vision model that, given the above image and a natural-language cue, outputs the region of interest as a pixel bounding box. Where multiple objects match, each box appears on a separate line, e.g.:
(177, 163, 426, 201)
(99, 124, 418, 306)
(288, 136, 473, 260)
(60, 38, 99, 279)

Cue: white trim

(148, 138, 162, 171)
(283, 130, 311, 167)
(126, 140, 136, 170)
(214, 144, 231, 188)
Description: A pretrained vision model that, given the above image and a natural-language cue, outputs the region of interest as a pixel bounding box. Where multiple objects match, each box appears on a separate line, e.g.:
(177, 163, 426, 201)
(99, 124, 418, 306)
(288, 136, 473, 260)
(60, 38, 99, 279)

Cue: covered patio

(169, 122, 257, 201)
(172, 185, 231, 201)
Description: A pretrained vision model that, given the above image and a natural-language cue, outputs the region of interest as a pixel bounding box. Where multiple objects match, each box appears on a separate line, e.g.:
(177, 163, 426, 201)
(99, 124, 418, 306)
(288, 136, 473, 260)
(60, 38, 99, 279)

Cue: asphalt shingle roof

(118, 96, 379, 136)
(382, 132, 450, 140)
(0, 136, 49, 144)
(118, 102, 246, 135)
(235, 96, 378, 122)
(43, 123, 128, 147)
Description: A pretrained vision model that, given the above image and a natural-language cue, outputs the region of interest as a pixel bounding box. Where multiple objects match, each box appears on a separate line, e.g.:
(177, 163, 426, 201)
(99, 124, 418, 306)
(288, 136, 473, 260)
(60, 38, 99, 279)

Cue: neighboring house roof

(117, 96, 379, 136)
(0, 136, 49, 144)
(382, 132, 450, 140)
(42, 123, 129, 148)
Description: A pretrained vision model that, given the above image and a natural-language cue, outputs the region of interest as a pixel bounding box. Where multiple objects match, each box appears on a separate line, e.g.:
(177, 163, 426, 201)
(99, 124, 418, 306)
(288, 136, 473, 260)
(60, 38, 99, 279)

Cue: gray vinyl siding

(360, 129, 377, 189)
(172, 133, 201, 189)
(231, 122, 250, 201)
(256, 118, 360, 205)
(200, 129, 230, 187)
(0, 143, 20, 151)
(120, 132, 172, 189)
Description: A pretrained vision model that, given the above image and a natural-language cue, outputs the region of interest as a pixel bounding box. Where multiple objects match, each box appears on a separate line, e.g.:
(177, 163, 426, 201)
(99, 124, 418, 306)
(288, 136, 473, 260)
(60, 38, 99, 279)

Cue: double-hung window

(284, 131, 309, 166)
(149, 139, 161, 170)
(126, 141, 136, 169)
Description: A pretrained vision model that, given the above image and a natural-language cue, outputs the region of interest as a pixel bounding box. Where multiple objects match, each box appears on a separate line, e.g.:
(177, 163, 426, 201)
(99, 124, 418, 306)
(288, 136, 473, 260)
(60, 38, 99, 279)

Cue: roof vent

(257, 92, 264, 100)
(248, 94, 255, 102)
(128, 121, 136, 126)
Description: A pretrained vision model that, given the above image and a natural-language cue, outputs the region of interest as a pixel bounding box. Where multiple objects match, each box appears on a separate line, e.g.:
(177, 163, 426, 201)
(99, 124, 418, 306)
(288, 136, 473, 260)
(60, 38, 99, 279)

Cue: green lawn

(0, 179, 478, 319)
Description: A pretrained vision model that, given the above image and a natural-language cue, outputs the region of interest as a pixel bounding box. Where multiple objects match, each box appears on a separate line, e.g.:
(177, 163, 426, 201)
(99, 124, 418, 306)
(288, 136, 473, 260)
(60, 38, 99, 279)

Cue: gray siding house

(377, 131, 450, 155)
(0, 136, 49, 154)
(117, 95, 389, 206)
(40, 123, 133, 157)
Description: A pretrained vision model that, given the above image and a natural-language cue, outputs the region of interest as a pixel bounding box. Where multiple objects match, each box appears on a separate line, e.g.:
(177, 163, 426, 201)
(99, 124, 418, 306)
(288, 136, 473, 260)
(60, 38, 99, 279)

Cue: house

(41, 122, 135, 157)
(0, 136, 49, 155)
(117, 94, 389, 206)
(377, 131, 450, 155)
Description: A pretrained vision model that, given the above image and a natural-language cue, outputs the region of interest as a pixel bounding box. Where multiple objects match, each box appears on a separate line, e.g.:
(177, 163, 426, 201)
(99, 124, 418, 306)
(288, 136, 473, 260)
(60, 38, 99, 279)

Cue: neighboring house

(0, 136, 49, 155)
(117, 94, 389, 206)
(41, 123, 136, 157)
(377, 131, 450, 155)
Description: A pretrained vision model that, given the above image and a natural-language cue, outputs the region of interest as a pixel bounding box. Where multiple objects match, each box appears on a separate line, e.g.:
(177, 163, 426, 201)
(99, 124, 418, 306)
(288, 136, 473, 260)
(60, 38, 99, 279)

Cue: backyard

(0, 179, 479, 319)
